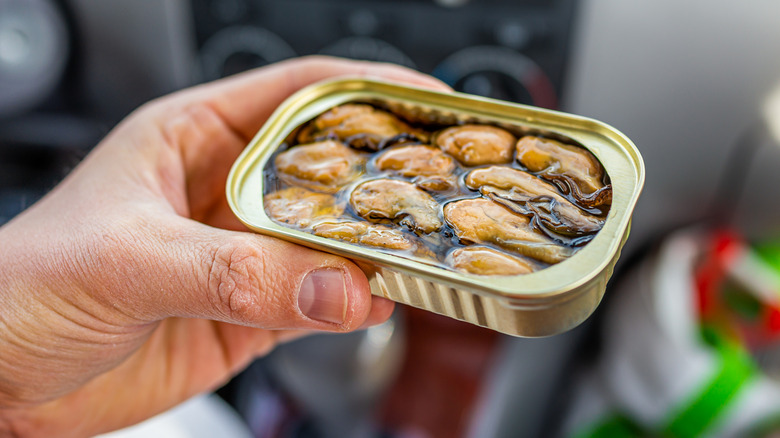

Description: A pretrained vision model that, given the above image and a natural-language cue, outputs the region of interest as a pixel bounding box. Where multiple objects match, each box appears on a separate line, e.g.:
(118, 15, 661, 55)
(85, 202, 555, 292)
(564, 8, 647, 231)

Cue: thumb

(118, 217, 374, 331)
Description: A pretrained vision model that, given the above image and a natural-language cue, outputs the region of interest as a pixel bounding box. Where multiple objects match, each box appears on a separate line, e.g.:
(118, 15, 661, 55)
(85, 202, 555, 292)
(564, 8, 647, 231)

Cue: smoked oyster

(313, 220, 437, 261)
(433, 124, 516, 166)
(374, 145, 457, 191)
(446, 246, 537, 276)
(443, 198, 572, 264)
(350, 178, 443, 234)
(264, 187, 344, 228)
(515, 135, 612, 208)
(298, 103, 428, 151)
(465, 166, 603, 237)
(274, 140, 366, 193)
(313, 220, 416, 251)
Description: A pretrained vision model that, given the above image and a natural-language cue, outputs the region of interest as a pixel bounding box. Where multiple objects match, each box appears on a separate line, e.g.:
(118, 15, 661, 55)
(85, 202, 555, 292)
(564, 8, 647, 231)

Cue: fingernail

(298, 268, 347, 324)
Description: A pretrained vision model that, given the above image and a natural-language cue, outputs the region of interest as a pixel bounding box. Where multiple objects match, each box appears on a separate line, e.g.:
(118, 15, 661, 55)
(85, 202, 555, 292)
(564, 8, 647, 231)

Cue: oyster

(446, 246, 537, 276)
(465, 166, 603, 236)
(350, 178, 443, 234)
(313, 221, 416, 251)
(443, 198, 572, 264)
(274, 140, 366, 193)
(374, 145, 457, 191)
(298, 103, 428, 151)
(433, 124, 516, 166)
(264, 187, 344, 228)
(515, 136, 611, 207)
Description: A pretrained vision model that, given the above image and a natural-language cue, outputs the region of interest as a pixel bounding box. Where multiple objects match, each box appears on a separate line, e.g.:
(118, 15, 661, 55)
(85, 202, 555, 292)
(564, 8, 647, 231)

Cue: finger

(115, 217, 375, 332)
(260, 296, 395, 351)
(171, 55, 452, 142)
(271, 328, 312, 345)
(360, 296, 396, 329)
(241, 296, 395, 357)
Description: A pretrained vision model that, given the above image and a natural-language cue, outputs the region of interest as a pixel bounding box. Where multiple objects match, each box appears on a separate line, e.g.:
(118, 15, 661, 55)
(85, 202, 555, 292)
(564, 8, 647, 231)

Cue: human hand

(0, 56, 449, 437)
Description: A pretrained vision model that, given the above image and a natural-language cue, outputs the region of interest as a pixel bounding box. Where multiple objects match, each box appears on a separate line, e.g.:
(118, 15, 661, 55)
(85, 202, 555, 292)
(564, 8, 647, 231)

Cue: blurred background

(4, 0, 780, 437)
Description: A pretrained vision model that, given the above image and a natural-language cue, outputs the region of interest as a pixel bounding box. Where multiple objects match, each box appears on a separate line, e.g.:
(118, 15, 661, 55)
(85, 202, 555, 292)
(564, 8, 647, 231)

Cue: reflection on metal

(356, 318, 401, 393)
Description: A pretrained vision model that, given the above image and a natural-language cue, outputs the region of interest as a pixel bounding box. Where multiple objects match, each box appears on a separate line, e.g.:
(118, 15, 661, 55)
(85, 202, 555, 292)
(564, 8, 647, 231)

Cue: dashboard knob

(198, 25, 296, 80)
(0, 0, 69, 117)
(347, 9, 379, 36)
(433, 46, 556, 108)
(319, 37, 415, 69)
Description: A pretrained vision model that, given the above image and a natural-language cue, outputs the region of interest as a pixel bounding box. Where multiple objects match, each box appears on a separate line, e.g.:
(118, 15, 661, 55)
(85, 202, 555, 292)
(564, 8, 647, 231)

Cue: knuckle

(159, 102, 202, 150)
(206, 238, 268, 322)
(159, 101, 235, 152)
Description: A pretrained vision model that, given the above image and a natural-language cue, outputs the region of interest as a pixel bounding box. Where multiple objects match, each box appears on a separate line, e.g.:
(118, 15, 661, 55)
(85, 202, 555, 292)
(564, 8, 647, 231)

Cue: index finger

(177, 55, 452, 142)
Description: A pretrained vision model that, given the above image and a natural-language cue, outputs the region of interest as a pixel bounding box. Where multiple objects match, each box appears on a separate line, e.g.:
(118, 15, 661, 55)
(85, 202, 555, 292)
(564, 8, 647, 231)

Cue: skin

(0, 56, 450, 437)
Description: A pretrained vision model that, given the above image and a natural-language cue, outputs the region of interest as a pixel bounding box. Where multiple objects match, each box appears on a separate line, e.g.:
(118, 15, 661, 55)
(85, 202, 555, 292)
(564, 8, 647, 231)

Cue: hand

(0, 56, 449, 437)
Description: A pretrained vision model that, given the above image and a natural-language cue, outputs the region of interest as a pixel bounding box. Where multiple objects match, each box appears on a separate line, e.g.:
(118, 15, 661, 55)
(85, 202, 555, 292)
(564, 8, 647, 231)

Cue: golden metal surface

(226, 78, 644, 336)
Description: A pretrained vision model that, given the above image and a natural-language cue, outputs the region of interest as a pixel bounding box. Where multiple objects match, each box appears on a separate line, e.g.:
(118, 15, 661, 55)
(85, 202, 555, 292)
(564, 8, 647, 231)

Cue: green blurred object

(723, 282, 763, 320)
(754, 240, 780, 273)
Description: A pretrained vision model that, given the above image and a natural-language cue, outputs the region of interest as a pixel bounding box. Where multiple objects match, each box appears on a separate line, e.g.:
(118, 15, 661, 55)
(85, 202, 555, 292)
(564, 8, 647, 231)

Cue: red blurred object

(695, 229, 780, 349)
(379, 308, 500, 438)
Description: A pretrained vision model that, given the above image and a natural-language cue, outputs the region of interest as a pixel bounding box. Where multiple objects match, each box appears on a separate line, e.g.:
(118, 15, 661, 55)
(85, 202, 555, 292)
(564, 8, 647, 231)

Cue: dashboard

(0, 0, 577, 225)
(5, 0, 780, 281)
(191, 0, 575, 108)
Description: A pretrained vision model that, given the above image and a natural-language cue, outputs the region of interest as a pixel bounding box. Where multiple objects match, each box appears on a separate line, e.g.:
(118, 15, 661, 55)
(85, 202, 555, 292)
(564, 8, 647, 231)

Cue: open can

(226, 78, 644, 337)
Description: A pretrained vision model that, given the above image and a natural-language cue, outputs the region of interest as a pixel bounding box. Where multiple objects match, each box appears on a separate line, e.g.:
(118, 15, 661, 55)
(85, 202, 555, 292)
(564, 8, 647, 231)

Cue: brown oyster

(446, 246, 537, 276)
(313, 221, 417, 251)
(465, 166, 603, 236)
(298, 103, 428, 151)
(374, 145, 457, 191)
(350, 179, 443, 234)
(443, 198, 572, 264)
(274, 140, 366, 193)
(515, 136, 611, 207)
(264, 187, 344, 228)
(433, 124, 516, 166)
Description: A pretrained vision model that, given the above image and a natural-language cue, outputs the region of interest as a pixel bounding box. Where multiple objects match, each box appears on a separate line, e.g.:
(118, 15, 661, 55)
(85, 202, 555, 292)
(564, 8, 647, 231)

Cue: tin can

(226, 78, 644, 337)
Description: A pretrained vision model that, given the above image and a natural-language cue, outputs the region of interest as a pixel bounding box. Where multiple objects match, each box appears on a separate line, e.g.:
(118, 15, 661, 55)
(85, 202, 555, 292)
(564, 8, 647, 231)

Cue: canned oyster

(227, 79, 644, 336)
